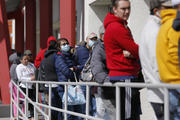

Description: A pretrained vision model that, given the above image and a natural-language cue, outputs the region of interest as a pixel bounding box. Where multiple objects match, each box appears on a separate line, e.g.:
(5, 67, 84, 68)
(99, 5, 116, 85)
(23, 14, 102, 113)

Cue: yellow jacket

(156, 9, 180, 84)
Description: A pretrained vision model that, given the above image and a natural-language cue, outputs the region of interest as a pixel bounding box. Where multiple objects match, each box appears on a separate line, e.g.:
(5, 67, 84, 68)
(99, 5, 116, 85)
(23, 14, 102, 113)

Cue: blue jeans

(169, 89, 180, 120)
(51, 87, 63, 120)
(81, 86, 96, 116)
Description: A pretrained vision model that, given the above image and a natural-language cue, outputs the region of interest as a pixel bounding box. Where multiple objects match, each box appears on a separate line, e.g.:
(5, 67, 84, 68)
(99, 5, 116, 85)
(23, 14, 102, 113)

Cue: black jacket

(41, 49, 58, 82)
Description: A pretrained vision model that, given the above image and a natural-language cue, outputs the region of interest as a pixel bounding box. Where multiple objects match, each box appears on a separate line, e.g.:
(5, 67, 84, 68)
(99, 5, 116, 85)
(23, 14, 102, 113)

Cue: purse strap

(73, 72, 78, 83)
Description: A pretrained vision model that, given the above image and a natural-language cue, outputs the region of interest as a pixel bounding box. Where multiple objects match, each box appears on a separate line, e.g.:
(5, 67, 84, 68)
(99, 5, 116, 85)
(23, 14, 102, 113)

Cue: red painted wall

(60, 0, 76, 47)
(40, 0, 52, 49)
(26, 0, 36, 59)
(0, 0, 11, 104)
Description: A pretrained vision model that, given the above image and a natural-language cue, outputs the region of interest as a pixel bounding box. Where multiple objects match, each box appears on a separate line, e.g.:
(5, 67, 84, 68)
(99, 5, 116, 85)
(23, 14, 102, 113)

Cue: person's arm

(34, 50, 45, 68)
(90, 45, 108, 83)
(113, 25, 139, 59)
(167, 28, 180, 62)
(54, 54, 74, 81)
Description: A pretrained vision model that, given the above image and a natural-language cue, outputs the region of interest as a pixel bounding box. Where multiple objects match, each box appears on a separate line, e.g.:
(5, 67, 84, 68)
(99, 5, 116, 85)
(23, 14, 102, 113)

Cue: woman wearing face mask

(54, 38, 84, 120)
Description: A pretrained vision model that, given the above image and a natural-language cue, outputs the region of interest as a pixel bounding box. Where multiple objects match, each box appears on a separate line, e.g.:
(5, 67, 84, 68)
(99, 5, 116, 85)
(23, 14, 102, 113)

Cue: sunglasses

(61, 43, 69, 46)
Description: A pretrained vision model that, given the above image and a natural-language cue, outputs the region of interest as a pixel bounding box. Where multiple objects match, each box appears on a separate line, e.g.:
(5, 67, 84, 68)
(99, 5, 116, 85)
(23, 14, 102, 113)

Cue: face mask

(155, 11, 161, 18)
(61, 44, 70, 52)
(88, 40, 96, 47)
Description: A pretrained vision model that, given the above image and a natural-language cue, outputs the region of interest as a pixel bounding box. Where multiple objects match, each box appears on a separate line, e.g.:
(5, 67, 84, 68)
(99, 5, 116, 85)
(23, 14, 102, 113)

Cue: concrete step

(0, 104, 10, 118)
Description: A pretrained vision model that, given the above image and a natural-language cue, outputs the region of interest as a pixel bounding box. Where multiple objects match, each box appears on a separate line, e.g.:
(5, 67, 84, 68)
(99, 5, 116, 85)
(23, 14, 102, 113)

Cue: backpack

(36, 59, 47, 92)
(81, 54, 94, 82)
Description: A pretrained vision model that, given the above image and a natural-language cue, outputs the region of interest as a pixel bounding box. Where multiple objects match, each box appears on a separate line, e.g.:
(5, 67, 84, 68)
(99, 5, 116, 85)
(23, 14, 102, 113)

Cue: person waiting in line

(139, 0, 167, 119)
(34, 36, 57, 115)
(38, 39, 61, 120)
(16, 54, 36, 119)
(55, 38, 83, 120)
(9, 51, 24, 118)
(104, 0, 141, 119)
(74, 33, 98, 116)
(90, 25, 116, 120)
(156, 0, 180, 119)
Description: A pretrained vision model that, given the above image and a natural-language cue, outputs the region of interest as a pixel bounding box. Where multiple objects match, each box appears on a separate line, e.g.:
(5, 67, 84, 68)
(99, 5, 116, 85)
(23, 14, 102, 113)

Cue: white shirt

(139, 15, 164, 103)
(16, 63, 35, 89)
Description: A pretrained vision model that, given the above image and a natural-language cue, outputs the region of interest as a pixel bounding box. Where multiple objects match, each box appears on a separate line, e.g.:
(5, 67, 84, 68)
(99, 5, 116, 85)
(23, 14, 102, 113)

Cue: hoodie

(9, 53, 20, 82)
(34, 36, 56, 68)
(156, 9, 180, 84)
(104, 13, 140, 79)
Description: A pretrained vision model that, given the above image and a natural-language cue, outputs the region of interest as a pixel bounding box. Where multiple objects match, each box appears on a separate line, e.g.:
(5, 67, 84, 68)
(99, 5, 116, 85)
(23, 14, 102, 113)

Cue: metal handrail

(10, 81, 49, 120)
(11, 80, 180, 120)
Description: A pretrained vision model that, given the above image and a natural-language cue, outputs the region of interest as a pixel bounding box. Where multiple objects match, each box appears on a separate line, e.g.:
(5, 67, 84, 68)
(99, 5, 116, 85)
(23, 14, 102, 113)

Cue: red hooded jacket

(34, 36, 56, 68)
(104, 13, 140, 77)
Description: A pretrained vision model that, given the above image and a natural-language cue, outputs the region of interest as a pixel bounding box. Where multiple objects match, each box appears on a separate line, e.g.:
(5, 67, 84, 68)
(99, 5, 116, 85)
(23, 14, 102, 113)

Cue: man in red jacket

(34, 36, 57, 68)
(104, 0, 141, 119)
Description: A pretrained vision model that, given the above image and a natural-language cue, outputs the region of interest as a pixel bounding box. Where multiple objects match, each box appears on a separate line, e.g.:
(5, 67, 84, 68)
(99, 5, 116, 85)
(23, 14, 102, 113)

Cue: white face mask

(61, 44, 70, 52)
(155, 11, 161, 18)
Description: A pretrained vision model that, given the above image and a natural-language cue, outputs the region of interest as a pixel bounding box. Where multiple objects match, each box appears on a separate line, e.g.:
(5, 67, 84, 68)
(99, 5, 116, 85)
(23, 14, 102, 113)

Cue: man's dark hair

(48, 40, 57, 50)
(150, 6, 162, 15)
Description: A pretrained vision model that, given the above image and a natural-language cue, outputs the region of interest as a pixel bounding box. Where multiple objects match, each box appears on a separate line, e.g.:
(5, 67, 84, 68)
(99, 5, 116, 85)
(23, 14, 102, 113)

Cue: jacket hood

(44, 49, 57, 57)
(161, 9, 177, 24)
(104, 13, 126, 29)
(9, 53, 20, 64)
(173, 10, 180, 31)
(47, 36, 56, 47)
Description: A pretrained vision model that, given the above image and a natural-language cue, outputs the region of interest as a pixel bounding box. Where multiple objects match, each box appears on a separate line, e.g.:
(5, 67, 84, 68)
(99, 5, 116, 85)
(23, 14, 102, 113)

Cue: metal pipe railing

(10, 80, 49, 120)
(11, 80, 180, 120)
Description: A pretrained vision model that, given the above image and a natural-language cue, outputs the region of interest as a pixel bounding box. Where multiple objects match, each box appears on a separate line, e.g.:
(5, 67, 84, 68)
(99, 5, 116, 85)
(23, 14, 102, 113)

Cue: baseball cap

(161, 0, 173, 7)
(88, 32, 98, 39)
(24, 50, 32, 55)
(172, 0, 180, 6)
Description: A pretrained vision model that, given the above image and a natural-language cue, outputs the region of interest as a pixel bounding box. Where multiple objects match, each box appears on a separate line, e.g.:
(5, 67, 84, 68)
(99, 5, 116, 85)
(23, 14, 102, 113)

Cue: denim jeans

(169, 89, 180, 120)
(81, 86, 97, 116)
(51, 87, 63, 120)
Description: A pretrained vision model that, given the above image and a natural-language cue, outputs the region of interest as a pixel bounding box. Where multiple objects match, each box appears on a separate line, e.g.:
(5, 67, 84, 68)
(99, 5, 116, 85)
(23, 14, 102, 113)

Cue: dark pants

(51, 87, 63, 120)
(110, 79, 141, 120)
(21, 87, 36, 118)
(151, 103, 164, 120)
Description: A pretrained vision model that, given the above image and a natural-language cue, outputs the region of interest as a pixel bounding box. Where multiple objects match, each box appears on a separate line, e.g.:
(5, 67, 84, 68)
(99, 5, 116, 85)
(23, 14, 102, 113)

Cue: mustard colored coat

(156, 9, 180, 84)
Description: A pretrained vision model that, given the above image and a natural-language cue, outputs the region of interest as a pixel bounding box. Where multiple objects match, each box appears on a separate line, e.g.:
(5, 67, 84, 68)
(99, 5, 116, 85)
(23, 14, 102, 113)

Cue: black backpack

(36, 59, 47, 92)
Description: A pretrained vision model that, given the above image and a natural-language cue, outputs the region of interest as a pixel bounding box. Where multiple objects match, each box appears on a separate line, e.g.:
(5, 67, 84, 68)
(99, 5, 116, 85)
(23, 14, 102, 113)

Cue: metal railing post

(116, 86, 120, 120)
(17, 83, 20, 120)
(34, 83, 39, 120)
(10, 81, 13, 119)
(64, 84, 68, 120)
(86, 85, 90, 120)
(164, 88, 169, 120)
(48, 84, 52, 120)
(25, 82, 28, 117)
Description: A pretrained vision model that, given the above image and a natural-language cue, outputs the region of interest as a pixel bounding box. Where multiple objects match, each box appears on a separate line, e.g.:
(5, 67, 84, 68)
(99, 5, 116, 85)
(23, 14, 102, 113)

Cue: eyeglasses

(61, 43, 69, 46)
(90, 37, 98, 41)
